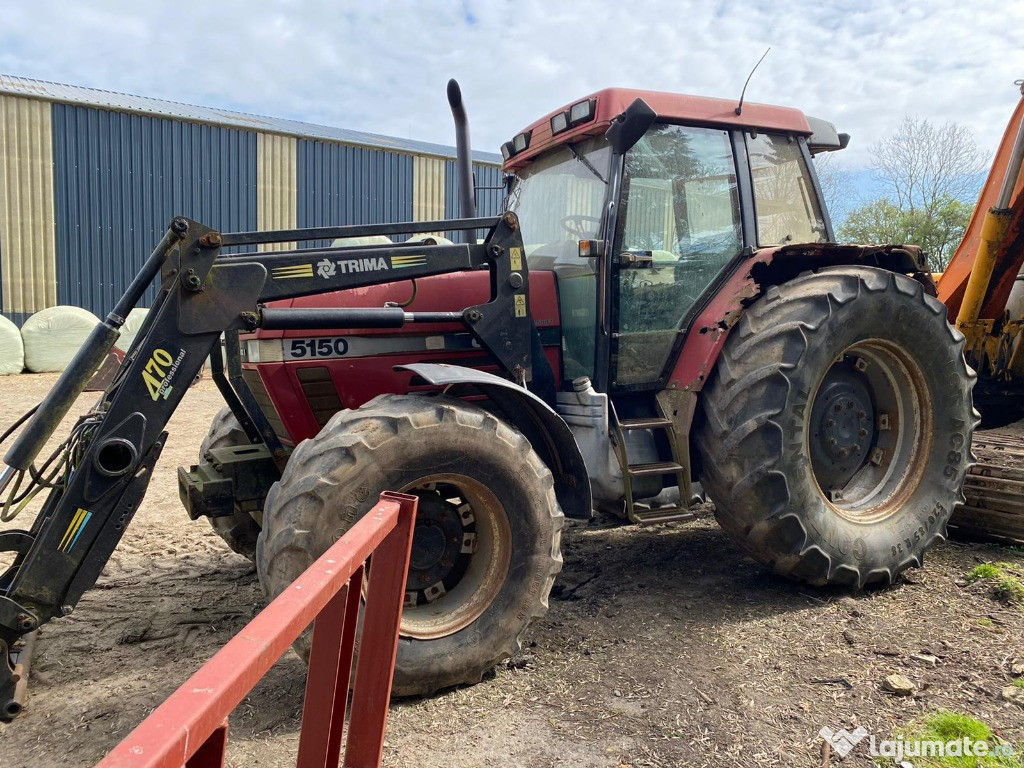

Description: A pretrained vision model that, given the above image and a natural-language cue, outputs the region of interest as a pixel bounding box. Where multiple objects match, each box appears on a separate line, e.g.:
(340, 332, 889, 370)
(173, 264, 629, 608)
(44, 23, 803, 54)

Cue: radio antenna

(735, 47, 771, 116)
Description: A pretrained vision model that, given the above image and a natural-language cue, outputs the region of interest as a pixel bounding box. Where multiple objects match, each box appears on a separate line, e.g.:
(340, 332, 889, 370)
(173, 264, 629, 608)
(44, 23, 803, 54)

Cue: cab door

(610, 125, 744, 389)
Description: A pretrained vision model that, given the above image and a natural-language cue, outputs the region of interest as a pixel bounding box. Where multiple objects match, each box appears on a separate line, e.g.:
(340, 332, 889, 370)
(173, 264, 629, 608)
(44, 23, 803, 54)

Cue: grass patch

(879, 710, 1022, 766)
(995, 578, 1024, 604)
(1013, 678, 1024, 690)
(969, 564, 1003, 582)
(967, 562, 1024, 606)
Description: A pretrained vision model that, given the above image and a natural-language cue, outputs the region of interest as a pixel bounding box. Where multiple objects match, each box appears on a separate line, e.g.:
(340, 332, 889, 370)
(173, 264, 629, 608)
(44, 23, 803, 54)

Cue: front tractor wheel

(199, 407, 263, 560)
(256, 394, 563, 695)
(696, 266, 976, 587)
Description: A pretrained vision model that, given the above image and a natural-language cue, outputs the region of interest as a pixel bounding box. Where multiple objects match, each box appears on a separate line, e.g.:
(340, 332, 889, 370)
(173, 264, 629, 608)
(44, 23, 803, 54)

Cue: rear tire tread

(696, 267, 977, 587)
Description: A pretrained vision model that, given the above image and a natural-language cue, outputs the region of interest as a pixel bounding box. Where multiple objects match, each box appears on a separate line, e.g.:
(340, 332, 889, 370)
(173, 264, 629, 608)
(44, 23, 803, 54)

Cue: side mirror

(605, 98, 657, 155)
(807, 115, 851, 155)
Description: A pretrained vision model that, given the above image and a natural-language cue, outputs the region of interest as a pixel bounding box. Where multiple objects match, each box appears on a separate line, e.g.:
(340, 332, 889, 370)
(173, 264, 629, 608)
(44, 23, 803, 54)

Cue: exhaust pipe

(447, 79, 477, 220)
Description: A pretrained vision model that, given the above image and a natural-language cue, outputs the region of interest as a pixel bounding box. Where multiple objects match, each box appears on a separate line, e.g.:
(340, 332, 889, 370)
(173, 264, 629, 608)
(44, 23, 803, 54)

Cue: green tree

(839, 194, 973, 269)
(837, 116, 986, 270)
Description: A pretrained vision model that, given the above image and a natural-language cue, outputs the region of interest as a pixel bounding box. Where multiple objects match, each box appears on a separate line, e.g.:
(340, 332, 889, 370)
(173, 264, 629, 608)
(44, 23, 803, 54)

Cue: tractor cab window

(613, 124, 741, 387)
(746, 133, 827, 246)
(507, 137, 612, 381)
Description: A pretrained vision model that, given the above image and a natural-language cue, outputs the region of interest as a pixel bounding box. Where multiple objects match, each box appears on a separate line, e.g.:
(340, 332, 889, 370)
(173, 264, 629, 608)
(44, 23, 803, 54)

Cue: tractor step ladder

(612, 403, 694, 525)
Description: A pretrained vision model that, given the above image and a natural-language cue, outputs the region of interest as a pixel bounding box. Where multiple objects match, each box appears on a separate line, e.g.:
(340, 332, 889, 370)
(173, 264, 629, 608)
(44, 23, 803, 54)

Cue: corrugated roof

(0, 73, 502, 165)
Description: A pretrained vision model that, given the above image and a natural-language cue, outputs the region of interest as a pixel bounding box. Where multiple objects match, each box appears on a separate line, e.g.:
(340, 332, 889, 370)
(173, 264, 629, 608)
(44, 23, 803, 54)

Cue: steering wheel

(560, 215, 601, 239)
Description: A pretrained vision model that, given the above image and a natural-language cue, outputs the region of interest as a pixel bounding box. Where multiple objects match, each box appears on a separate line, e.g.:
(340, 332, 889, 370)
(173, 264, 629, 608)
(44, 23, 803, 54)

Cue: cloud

(0, 0, 1021, 171)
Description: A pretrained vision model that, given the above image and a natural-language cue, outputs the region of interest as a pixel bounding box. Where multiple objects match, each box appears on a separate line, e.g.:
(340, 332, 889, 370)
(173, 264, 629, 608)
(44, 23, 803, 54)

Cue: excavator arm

(937, 83, 1024, 384)
(936, 82, 1024, 544)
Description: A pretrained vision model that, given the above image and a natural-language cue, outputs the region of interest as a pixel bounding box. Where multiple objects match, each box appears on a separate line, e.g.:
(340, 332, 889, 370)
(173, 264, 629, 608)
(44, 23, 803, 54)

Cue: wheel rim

(808, 340, 932, 523)
(390, 474, 511, 640)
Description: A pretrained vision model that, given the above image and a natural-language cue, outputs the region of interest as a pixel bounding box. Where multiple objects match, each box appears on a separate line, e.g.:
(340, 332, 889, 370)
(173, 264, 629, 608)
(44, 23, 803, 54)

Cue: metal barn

(0, 74, 503, 325)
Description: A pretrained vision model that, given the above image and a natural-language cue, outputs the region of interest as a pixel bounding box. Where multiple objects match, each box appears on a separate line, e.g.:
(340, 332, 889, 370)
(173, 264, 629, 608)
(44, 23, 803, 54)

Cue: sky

(1, 0, 1021, 185)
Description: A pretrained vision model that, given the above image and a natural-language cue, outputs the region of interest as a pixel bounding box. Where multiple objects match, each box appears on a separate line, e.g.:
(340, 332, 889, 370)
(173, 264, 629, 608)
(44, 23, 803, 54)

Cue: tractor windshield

(507, 137, 612, 382)
(506, 137, 612, 271)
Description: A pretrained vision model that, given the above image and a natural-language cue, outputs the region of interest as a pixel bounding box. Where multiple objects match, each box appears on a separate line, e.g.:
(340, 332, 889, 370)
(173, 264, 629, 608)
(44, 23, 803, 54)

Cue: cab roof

(503, 87, 813, 172)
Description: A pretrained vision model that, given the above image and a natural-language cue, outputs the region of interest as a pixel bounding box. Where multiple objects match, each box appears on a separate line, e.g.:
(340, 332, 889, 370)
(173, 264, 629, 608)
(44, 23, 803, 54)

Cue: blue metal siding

(474, 163, 505, 218)
(296, 141, 413, 247)
(444, 161, 504, 242)
(52, 104, 257, 315)
(2, 73, 501, 165)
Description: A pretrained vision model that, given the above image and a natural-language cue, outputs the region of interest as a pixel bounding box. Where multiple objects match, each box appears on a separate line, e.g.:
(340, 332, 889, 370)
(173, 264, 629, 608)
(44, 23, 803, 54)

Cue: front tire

(696, 267, 976, 587)
(199, 407, 263, 560)
(256, 394, 563, 695)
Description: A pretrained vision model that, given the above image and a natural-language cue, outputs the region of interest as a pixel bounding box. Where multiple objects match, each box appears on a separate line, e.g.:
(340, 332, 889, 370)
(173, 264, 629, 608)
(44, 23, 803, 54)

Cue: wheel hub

(394, 474, 511, 641)
(810, 364, 875, 491)
(408, 492, 470, 594)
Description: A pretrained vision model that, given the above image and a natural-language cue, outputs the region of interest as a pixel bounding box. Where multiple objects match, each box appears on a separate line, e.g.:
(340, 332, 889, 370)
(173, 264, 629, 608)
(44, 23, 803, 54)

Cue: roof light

(512, 131, 532, 153)
(500, 141, 515, 161)
(568, 99, 596, 126)
(550, 111, 569, 135)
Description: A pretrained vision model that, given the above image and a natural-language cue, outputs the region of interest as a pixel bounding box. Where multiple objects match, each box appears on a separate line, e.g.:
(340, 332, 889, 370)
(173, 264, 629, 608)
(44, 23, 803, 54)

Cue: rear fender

(399, 363, 592, 519)
(667, 243, 933, 393)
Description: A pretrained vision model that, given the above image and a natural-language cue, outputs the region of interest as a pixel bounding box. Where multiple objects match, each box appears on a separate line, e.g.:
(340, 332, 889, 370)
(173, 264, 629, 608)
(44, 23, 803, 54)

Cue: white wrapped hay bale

(21, 306, 100, 373)
(114, 307, 149, 353)
(0, 315, 24, 375)
(330, 234, 393, 248)
(405, 233, 455, 246)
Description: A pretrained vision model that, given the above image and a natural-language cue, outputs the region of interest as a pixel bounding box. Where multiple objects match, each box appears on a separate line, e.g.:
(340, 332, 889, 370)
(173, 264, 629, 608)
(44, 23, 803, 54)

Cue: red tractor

(184, 86, 976, 694)
(0, 82, 976, 716)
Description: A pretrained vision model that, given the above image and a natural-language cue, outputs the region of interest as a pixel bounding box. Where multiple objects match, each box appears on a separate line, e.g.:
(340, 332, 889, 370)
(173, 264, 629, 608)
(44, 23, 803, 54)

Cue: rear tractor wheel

(256, 394, 563, 695)
(696, 266, 976, 587)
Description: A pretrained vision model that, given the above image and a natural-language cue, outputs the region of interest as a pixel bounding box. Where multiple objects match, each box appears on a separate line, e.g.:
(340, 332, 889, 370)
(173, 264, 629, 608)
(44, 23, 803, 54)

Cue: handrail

(97, 491, 418, 768)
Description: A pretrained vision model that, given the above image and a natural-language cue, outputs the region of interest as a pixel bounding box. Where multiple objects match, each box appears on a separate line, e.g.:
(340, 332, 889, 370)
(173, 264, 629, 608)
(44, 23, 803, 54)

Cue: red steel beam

(98, 491, 418, 768)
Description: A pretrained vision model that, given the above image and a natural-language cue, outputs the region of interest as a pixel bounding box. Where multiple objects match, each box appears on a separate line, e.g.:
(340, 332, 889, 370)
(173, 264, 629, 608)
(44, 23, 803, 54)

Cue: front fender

(399, 363, 592, 520)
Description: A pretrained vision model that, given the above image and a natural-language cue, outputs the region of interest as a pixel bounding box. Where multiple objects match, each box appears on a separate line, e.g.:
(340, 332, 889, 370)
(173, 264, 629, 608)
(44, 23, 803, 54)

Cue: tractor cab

(501, 88, 843, 392)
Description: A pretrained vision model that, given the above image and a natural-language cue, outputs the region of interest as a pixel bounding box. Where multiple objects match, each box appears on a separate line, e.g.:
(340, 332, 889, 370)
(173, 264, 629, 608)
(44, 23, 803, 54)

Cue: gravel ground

(0, 372, 1022, 767)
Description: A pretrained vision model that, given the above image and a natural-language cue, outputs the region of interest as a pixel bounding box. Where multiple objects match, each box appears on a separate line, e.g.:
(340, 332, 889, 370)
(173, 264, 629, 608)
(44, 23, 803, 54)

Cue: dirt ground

(0, 373, 1022, 768)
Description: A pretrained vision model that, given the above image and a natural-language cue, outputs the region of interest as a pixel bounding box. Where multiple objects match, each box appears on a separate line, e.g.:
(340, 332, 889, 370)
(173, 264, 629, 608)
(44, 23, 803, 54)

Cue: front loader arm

(0, 212, 532, 719)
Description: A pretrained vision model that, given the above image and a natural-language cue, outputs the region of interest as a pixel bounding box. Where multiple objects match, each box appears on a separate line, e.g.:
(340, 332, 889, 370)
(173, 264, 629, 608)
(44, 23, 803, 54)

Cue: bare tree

(812, 152, 855, 224)
(837, 117, 987, 269)
(871, 117, 988, 216)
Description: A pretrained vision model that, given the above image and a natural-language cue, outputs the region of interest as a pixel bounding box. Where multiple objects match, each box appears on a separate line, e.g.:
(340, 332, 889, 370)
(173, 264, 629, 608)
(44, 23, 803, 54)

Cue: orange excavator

(939, 81, 1024, 543)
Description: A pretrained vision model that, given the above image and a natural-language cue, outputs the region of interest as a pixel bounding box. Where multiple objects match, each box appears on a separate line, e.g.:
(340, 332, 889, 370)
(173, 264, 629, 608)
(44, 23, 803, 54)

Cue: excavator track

(949, 424, 1024, 545)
